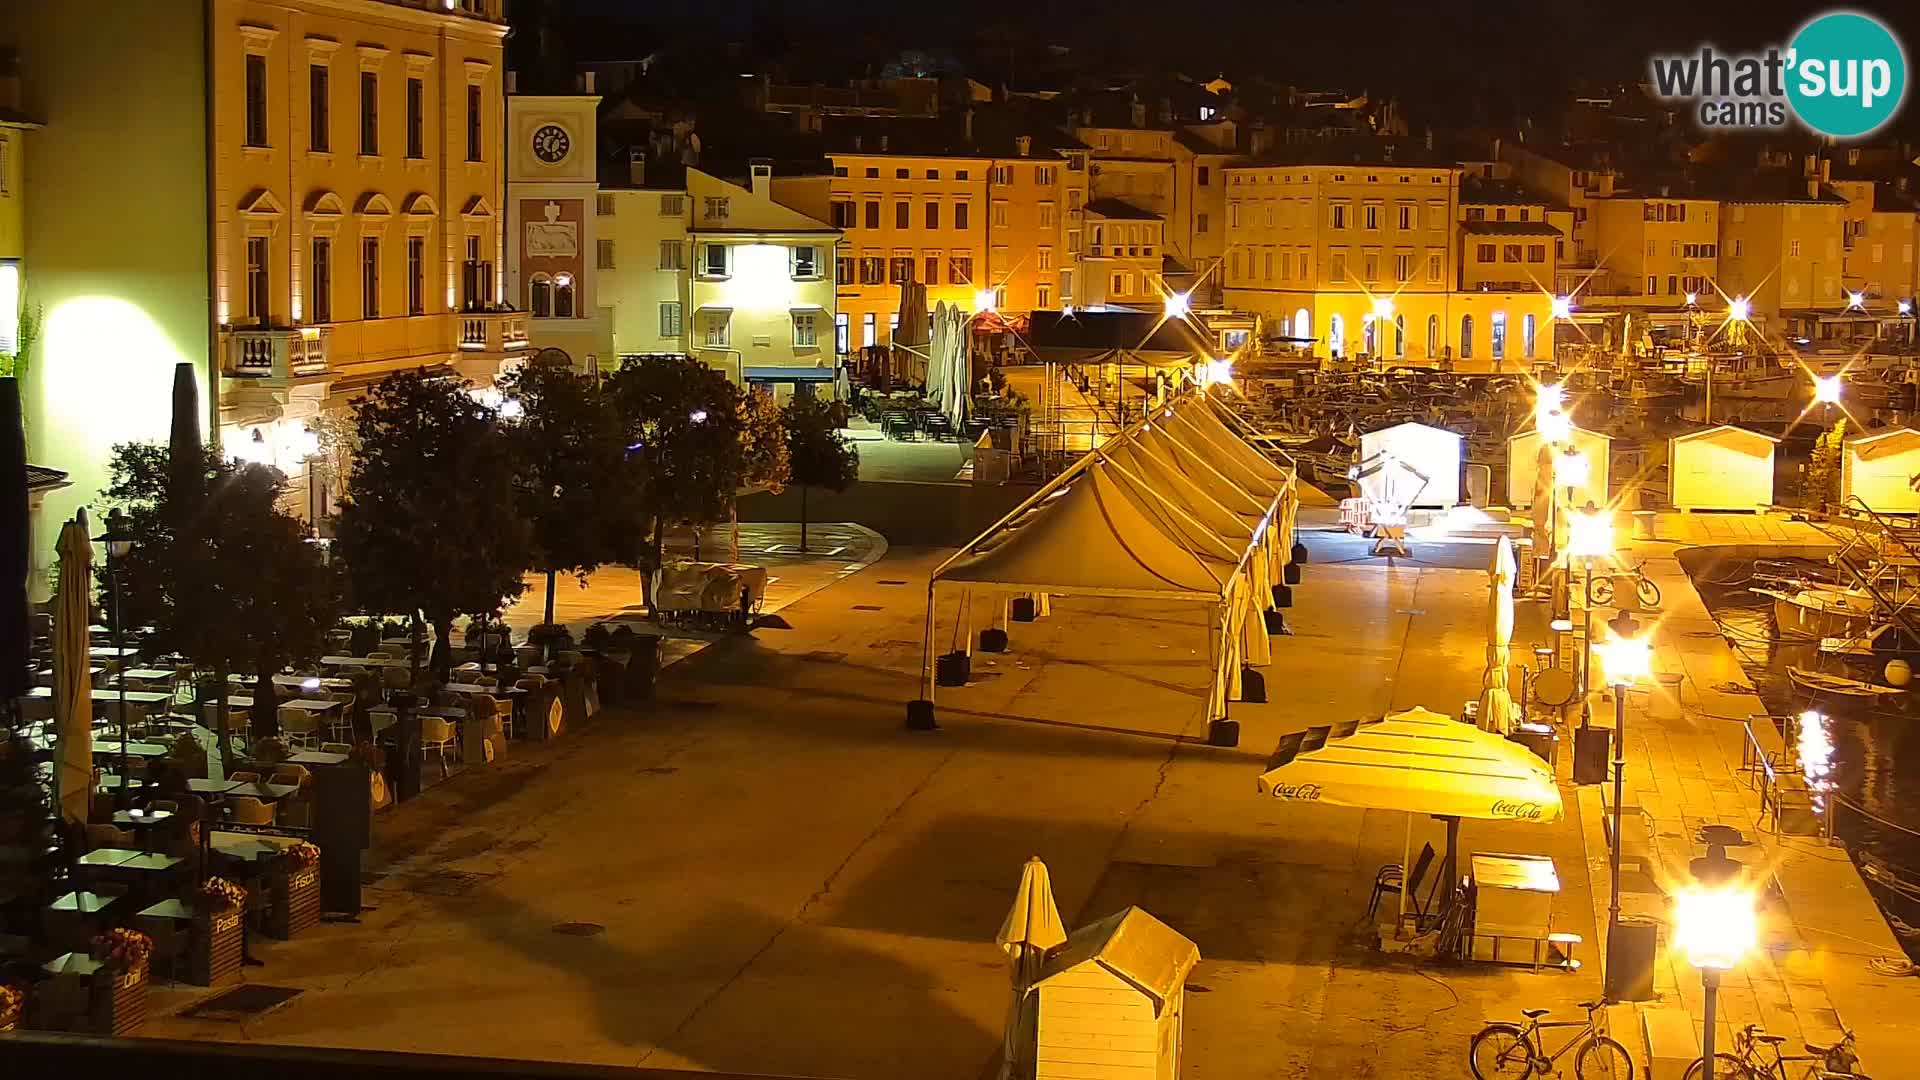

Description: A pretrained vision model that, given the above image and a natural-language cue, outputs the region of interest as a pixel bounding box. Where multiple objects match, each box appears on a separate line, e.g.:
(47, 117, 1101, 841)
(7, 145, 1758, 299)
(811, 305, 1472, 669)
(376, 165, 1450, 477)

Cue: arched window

(1274, 313, 1289, 338)
(1426, 314, 1439, 357)
(1491, 310, 1507, 360)
(529, 274, 552, 317)
(1459, 314, 1474, 358)
(1294, 308, 1310, 343)
(1524, 313, 1537, 358)
(1363, 315, 1376, 355)
(553, 273, 576, 318)
(1328, 313, 1345, 357)
(1394, 314, 1406, 358)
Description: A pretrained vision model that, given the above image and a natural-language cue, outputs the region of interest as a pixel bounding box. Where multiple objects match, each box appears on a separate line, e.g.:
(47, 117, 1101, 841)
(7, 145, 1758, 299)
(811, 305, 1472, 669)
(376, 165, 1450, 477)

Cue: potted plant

(166, 731, 208, 780)
(188, 877, 247, 986)
(0, 983, 24, 1032)
(87, 927, 152, 1035)
(265, 841, 323, 939)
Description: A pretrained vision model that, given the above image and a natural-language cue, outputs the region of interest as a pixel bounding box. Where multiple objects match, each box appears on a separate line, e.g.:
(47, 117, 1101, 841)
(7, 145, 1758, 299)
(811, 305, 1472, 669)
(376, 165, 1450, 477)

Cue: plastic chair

(269, 765, 311, 788)
(228, 771, 261, 783)
(420, 715, 456, 777)
(1368, 842, 1436, 919)
(486, 695, 517, 739)
(226, 796, 275, 825)
(475, 675, 499, 688)
(279, 706, 321, 750)
(366, 651, 394, 661)
(319, 742, 353, 755)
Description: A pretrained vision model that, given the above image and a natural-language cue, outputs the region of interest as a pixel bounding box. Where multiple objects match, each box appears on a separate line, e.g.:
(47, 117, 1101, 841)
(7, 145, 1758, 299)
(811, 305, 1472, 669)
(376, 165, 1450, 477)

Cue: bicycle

(1684, 1024, 1868, 1079)
(1587, 559, 1662, 610)
(1470, 999, 1634, 1079)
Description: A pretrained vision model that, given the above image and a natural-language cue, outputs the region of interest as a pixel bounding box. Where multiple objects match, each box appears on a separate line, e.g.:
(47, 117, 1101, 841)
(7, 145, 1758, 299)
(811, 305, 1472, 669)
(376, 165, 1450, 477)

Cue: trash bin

(627, 634, 661, 701)
(1632, 510, 1658, 540)
(1572, 724, 1611, 785)
(1605, 916, 1660, 1001)
(1649, 672, 1685, 721)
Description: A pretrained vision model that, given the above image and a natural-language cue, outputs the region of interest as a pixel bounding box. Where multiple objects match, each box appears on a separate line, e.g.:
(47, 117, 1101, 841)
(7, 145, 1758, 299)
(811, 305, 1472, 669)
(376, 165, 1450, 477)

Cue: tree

(497, 359, 639, 630)
(729, 387, 790, 562)
(333, 369, 531, 681)
(1805, 417, 1849, 509)
(783, 396, 860, 553)
(607, 355, 747, 607)
(104, 445, 343, 766)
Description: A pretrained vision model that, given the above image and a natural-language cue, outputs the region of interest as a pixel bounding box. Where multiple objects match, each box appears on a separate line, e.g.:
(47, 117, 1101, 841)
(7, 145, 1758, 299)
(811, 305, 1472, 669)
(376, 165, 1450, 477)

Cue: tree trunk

(544, 569, 557, 629)
(253, 655, 280, 738)
(641, 517, 664, 616)
(432, 620, 454, 684)
(212, 659, 233, 774)
(408, 613, 424, 686)
(799, 485, 809, 553)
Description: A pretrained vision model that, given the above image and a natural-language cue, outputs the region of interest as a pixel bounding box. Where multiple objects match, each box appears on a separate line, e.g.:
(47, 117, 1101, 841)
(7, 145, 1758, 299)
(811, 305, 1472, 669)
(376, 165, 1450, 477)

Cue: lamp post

(1567, 500, 1612, 706)
(1597, 610, 1649, 937)
(1674, 883, 1757, 1078)
(1813, 373, 1843, 428)
(95, 509, 135, 806)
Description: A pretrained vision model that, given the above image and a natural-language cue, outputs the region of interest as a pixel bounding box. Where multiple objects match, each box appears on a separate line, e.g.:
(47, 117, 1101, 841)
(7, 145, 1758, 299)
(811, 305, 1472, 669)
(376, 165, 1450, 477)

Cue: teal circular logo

(1787, 11, 1907, 138)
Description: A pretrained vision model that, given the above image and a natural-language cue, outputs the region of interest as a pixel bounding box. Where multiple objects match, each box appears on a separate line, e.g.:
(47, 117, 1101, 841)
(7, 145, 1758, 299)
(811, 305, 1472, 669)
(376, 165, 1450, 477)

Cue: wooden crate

(265, 864, 321, 939)
(187, 908, 244, 987)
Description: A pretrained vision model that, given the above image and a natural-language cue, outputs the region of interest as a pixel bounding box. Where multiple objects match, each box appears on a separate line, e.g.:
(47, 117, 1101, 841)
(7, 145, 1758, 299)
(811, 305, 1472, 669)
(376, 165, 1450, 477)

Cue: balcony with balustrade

(222, 326, 330, 383)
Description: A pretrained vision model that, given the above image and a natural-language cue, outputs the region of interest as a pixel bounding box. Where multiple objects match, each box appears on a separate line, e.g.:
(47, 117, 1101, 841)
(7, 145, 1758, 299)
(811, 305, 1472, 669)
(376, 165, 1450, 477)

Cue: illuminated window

(467, 83, 483, 162)
(794, 312, 818, 347)
(862, 312, 875, 347)
(246, 236, 270, 323)
(553, 275, 575, 318)
(360, 71, 378, 155)
(463, 235, 493, 311)
(407, 237, 425, 314)
(1329, 313, 1344, 356)
(835, 313, 849, 352)
(888, 313, 898, 341)
(1459, 313, 1473, 358)
(0, 262, 17, 354)
(309, 64, 330, 152)
(245, 53, 269, 148)
(659, 301, 681, 338)
(311, 238, 332, 323)
(405, 77, 424, 159)
(1426, 314, 1438, 355)
(1491, 310, 1506, 359)
(1523, 313, 1537, 358)
(362, 237, 381, 317)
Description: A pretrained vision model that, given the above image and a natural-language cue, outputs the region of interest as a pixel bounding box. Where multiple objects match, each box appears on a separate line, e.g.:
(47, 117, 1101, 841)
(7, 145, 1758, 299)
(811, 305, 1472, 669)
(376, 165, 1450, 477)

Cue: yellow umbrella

(997, 856, 1068, 1080)
(52, 510, 94, 825)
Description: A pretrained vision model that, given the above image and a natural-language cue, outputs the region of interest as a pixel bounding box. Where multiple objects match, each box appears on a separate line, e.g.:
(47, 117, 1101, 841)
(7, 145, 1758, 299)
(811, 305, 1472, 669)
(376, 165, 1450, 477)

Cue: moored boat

(1754, 585, 1877, 640)
(1787, 666, 1907, 699)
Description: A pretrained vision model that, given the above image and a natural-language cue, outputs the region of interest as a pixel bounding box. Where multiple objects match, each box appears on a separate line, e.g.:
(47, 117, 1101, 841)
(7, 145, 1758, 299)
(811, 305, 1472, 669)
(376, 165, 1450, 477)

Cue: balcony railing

(224, 326, 329, 380)
(459, 311, 530, 355)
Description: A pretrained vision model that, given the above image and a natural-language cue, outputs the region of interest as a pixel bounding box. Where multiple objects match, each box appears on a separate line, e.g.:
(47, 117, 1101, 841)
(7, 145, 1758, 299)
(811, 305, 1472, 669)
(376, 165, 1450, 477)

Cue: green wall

(1, 3, 210, 594)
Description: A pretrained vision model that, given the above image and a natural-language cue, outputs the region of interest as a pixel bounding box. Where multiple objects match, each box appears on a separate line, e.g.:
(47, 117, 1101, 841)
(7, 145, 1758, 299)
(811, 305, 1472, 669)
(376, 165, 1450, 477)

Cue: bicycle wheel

(1575, 1035, 1634, 1080)
(1469, 1023, 1536, 1079)
(1636, 577, 1662, 609)
(1681, 1053, 1751, 1080)
(1588, 575, 1616, 606)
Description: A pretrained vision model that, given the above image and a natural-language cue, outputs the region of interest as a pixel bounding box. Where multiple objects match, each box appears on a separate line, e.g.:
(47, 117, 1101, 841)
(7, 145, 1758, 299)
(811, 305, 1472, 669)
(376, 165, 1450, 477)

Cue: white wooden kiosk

(1032, 907, 1199, 1080)
(1358, 422, 1462, 508)
(1842, 427, 1920, 513)
(1668, 425, 1779, 511)
(1507, 425, 1611, 509)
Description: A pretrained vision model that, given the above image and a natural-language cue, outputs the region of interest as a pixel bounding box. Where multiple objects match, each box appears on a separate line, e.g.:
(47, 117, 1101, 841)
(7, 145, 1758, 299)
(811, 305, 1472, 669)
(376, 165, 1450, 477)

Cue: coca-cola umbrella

(1256, 706, 1561, 921)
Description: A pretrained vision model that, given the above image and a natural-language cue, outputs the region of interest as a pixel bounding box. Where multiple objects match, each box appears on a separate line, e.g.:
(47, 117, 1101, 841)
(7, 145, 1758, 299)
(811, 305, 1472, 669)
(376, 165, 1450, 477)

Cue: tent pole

(922, 583, 938, 702)
(1400, 814, 1414, 927)
(963, 589, 974, 657)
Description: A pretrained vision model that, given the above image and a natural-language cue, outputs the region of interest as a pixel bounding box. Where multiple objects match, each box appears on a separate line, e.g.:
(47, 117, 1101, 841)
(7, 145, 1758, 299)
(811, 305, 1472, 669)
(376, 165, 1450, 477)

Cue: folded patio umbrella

(996, 856, 1068, 1080)
(53, 510, 95, 825)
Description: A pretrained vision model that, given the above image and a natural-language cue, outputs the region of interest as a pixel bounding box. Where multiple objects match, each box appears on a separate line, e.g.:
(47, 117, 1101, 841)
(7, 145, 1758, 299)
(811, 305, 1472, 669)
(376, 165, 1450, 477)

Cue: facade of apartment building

(982, 140, 1090, 315)
(1583, 195, 1720, 310)
(3, 0, 511, 569)
(602, 186, 692, 357)
(1718, 192, 1849, 334)
(1834, 177, 1919, 312)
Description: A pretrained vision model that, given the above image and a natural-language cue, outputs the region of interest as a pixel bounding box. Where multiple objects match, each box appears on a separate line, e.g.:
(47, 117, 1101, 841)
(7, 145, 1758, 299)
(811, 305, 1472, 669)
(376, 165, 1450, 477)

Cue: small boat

(1787, 666, 1907, 698)
(1753, 586, 1877, 640)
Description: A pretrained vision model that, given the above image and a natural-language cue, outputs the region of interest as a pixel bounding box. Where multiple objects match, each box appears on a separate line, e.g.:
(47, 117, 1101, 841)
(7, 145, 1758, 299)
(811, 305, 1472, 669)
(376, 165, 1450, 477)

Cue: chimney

(505, 70, 517, 94)
(1424, 126, 1433, 151)
(0, 48, 18, 114)
(852, 133, 863, 151)
(963, 107, 974, 144)
(879, 133, 890, 152)
(749, 160, 772, 200)
(581, 71, 595, 94)
(1809, 178, 1821, 199)
(1015, 134, 1031, 157)
(1819, 157, 1831, 182)
(1130, 100, 1146, 128)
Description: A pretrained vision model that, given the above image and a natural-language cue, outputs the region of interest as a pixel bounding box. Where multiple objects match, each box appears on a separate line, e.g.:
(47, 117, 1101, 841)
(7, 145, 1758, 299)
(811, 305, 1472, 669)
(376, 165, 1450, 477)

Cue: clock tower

(505, 76, 610, 368)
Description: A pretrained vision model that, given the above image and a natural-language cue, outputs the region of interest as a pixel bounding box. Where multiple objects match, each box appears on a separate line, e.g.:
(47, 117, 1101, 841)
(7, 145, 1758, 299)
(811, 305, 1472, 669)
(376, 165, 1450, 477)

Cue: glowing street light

(1813, 374, 1843, 407)
(1164, 291, 1192, 319)
(1553, 446, 1589, 491)
(1566, 502, 1612, 559)
(1538, 407, 1573, 445)
(1728, 296, 1752, 322)
(1684, 291, 1699, 306)
(1535, 381, 1566, 418)
(974, 289, 997, 314)
(1550, 295, 1574, 320)
(1673, 881, 1758, 1071)
(1900, 299, 1914, 316)
(1847, 291, 1866, 310)
(1371, 296, 1395, 320)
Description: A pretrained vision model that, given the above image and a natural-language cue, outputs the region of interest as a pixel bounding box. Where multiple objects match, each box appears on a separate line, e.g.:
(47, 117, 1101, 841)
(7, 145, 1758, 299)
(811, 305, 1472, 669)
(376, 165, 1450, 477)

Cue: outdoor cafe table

(89, 646, 142, 661)
(93, 741, 169, 760)
(227, 673, 355, 691)
(26, 686, 173, 709)
(320, 655, 412, 669)
(209, 830, 296, 862)
(285, 750, 349, 767)
(224, 781, 298, 802)
(1467, 852, 1561, 968)
(189, 778, 241, 795)
(119, 668, 179, 683)
(74, 848, 142, 869)
(217, 696, 343, 713)
(442, 683, 525, 696)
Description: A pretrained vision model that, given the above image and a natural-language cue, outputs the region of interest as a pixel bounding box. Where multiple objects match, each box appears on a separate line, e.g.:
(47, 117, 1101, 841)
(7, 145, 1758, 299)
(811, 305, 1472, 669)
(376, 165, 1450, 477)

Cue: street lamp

(974, 288, 997, 314)
(1674, 883, 1758, 1076)
(1728, 296, 1752, 323)
(1567, 500, 1613, 702)
(1596, 609, 1648, 943)
(1551, 295, 1573, 321)
(1164, 291, 1192, 320)
(94, 509, 135, 806)
(1538, 407, 1573, 446)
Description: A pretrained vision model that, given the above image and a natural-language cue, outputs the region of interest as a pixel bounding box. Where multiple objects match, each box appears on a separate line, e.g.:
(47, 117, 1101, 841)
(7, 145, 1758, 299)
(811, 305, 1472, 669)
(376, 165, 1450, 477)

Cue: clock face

(532, 124, 571, 164)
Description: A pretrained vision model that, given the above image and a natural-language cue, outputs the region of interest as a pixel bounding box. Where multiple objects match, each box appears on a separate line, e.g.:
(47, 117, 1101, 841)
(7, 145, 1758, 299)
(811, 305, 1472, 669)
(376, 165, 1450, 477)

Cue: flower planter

(89, 964, 148, 1036)
(266, 863, 321, 939)
(187, 908, 244, 987)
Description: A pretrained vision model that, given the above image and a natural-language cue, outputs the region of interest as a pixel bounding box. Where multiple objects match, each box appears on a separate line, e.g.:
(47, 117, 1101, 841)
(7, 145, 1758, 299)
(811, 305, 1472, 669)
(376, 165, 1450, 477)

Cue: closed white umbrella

(996, 856, 1068, 1080)
(53, 510, 94, 825)
(1480, 535, 1517, 732)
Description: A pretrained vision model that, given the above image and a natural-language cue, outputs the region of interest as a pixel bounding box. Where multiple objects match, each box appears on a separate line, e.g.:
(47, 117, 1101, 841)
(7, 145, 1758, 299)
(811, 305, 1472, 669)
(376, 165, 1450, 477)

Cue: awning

(744, 366, 835, 381)
(1256, 706, 1562, 822)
